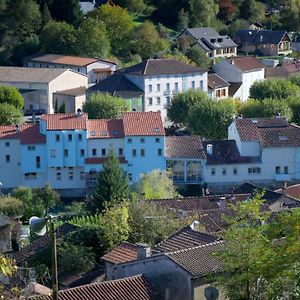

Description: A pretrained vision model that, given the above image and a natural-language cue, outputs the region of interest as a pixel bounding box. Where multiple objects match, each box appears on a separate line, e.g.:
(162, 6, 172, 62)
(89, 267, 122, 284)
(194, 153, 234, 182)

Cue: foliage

(58, 102, 66, 113)
(217, 0, 237, 22)
(177, 9, 189, 32)
(162, 52, 195, 65)
(83, 93, 130, 119)
(289, 74, 300, 87)
(239, 0, 265, 22)
(0, 256, 18, 299)
(114, 0, 154, 15)
(88, 150, 130, 212)
(250, 79, 300, 100)
(288, 96, 300, 125)
(0, 196, 23, 217)
(186, 47, 211, 69)
(0, 86, 24, 109)
(189, 0, 219, 27)
(280, 0, 300, 32)
(0, 103, 23, 125)
(132, 169, 179, 199)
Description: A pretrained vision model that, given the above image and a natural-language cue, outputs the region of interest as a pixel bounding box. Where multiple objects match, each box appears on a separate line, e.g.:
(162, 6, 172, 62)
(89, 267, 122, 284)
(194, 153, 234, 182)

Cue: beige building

(208, 73, 229, 99)
(0, 67, 88, 114)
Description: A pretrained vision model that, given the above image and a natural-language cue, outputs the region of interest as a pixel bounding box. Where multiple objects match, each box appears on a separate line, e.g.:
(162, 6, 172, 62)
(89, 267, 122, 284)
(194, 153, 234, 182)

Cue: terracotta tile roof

(234, 117, 300, 147)
(226, 56, 265, 72)
(123, 112, 165, 136)
(208, 73, 229, 89)
(87, 119, 124, 138)
(275, 184, 300, 199)
(85, 157, 127, 164)
(0, 123, 46, 144)
(166, 241, 223, 277)
(153, 226, 218, 253)
(41, 113, 88, 130)
(101, 242, 144, 264)
(30, 275, 163, 300)
(165, 136, 206, 159)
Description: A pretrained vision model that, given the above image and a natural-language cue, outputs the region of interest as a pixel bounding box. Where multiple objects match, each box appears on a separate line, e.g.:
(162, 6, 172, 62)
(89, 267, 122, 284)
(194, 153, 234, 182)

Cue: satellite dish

(204, 287, 219, 300)
(29, 216, 48, 236)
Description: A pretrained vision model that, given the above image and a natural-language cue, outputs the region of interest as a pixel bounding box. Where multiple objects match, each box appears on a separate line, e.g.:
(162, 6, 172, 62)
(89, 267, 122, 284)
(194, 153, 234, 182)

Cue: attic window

(100, 130, 108, 137)
(90, 131, 95, 137)
(154, 127, 160, 133)
(112, 130, 119, 136)
(252, 119, 258, 123)
(279, 135, 288, 141)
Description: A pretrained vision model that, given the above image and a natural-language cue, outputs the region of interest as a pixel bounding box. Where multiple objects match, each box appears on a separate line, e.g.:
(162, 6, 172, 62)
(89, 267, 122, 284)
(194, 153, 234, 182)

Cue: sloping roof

(202, 140, 259, 165)
(0, 67, 68, 83)
(275, 184, 300, 199)
(86, 73, 143, 98)
(166, 241, 223, 278)
(226, 56, 265, 72)
(101, 242, 144, 264)
(122, 112, 165, 136)
(165, 136, 206, 159)
(235, 30, 290, 45)
(153, 226, 218, 253)
(120, 59, 205, 76)
(87, 119, 124, 138)
(0, 123, 46, 144)
(234, 117, 300, 147)
(41, 113, 88, 130)
(55, 86, 87, 96)
(31, 275, 163, 300)
(208, 73, 229, 89)
(266, 62, 300, 79)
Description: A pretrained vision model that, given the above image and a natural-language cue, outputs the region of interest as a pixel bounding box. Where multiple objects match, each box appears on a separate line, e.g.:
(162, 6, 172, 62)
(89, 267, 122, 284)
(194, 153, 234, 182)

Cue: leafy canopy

(0, 86, 24, 109)
(0, 103, 23, 125)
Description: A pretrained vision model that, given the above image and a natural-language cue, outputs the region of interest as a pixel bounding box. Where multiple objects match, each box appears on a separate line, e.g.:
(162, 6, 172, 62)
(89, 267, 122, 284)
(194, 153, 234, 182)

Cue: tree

(288, 96, 300, 125)
(239, 0, 265, 22)
(0, 103, 23, 125)
(89, 5, 134, 57)
(59, 102, 66, 113)
(186, 47, 211, 69)
(217, 0, 237, 22)
(133, 21, 170, 59)
(177, 9, 189, 32)
(0, 86, 24, 109)
(54, 99, 59, 113)
(113, 0, 154, 15)
(249, 79, 300, 100)
(41, 2, 52, 27)
(0, 196, 23, 217)
(280, 0, 300, 31)
(132, 170, 179, 200)
(187, 98, 236, 139)
(83, 93, 130, 119)
(162, 52, 195, 66)
(75, 17, 110, 58)
(89, 150, 130, 212)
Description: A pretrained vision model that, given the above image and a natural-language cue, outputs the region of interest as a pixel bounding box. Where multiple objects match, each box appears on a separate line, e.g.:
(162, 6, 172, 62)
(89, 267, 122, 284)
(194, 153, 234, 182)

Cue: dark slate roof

(202, 140, 260, 165)
(235, 30, 290, 45)
(166, 241, 223, 278)
(86, 73, 143, 98)
(165, 136, 206, 159)
(186, 27, 237, 51)
(55, 86, 87, 96)
(31, 275, 163, 300)
(234, 117, 300, 147)
(208, 73, 229, 89)
(153, 226, 218, 253)
(119, 59, 205, 76)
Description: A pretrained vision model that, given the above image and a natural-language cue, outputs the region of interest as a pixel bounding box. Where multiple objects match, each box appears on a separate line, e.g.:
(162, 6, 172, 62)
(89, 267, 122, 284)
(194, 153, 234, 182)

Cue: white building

(213, 56, 265, 101)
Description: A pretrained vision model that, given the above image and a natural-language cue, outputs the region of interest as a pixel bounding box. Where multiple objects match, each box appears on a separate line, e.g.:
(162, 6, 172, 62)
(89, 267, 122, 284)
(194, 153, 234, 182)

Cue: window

(284, 166, 288, 174)
(222, 168, 227, 175)
(25, 173, 37, 180)
(200, 80, 204, 90)
(27, 145, 35, 151)
(166, 83, 170, 91)
(78, 133, 82, 141)
(92, 148, 97, 156)
(148, 98, 153, 106)
(68, 134, 72, 141)
(191, 81, 195, 89)
(132, 149, 137, 157)
(64, 149, 68, 157)
(216, 89, 226, 98)
(100, 130, 108, 137)
(5, 155, 10, 162)
(128, 138, 132, 144)
(56, 172, 61, 180)
(141, 149, 145, 157)
(140, 138, 145, 143)
(80, 149, 85, 157)
(68, 172, 74, 180)
(90, 131, 95, 137)
(80, 172, 85, 180)
(275, 166, 281, 174)
(36, 156, 40, 168)
(166, 97, 171, 106)
(233, 167, 238, 175)
(156, 97, 161, 105)
(55, 134, 60, 142)
(155, 138, 160, 143)
(56, 167, 61, 170)
(157, 84, 160, 92)
(119, 148, 123, 156)
(128, 173, 133, 181)
(174, 82, 179, 91)
(248, 167, 261, 174)
(148, 84, 152, 92)
(112, 130, 119, 136)
(158, 148, 162, 156)
(102, 148, 106, 156)
(211, 168, 216, 176)
(69, 167, 74, 170)
(5, 142, 9, 147)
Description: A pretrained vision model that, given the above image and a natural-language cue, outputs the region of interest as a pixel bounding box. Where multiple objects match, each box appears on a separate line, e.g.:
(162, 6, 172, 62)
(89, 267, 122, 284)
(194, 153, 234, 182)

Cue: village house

(265, 60, 300, 79)
(207, 73, 229, 99)
(178, 27, 237, 58)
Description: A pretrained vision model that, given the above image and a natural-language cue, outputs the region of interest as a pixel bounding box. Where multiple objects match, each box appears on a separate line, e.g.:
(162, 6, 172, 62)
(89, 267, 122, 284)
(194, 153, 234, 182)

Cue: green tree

(239, 0, 265, 22)
(249, 79, 300, 100)
(132, 169, 179, 200)
(41, 2, 52, 27)
(114, 0, 154, 15)
(54, 99, 59, 113)
(162, 52, 195, 66)
(187, 98, 236, 139)
(177, 9, 189, 32)
(83, 93, 130, 119)
(75, 17, 110, 58)
(186, 47, 211, 69)
(59, 102, 66, 113)
(0, 103, 23, 125)
(0, 196, 24, 217)
(89, 150, 130, 212)
(288, 96, 300, 125)
(0, 86, 24, 109)
(133, 21, 170, 59)
(280, 0, 300, 31)
(89, 4, 134, 57)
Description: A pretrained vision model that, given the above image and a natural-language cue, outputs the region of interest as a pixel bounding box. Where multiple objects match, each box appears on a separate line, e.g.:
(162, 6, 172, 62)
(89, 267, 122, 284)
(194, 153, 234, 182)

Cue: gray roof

(0, 67, 69, 83)
(235, 30, 290, 45)
(186, 27, 237, 51)
(55, 86, 87, 96)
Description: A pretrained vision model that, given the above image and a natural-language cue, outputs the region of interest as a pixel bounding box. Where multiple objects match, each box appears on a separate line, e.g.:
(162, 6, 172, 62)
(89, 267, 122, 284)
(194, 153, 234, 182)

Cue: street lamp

(29, 216, 58, 300)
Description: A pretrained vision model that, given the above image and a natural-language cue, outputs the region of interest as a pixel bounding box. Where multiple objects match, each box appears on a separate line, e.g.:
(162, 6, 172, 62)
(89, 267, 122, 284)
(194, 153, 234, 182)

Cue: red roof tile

(85, 157, 127, 164)
(123, 112, 165, 136)
(227, 56, 265, 72)
(87, 119, 124, 138)
(0, 123, 45, 144)
(275, 184, 300, 199)
(41, 113, 88, 130)
(208, 73, 229, 89)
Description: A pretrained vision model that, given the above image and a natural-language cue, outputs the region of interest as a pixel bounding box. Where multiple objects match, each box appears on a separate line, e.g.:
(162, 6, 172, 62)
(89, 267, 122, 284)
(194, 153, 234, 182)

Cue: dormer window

(100, 130, 108, 137)
(279, 135, 288, 141)
(154, 128, 160, 133)
(90, 131, 95, 137)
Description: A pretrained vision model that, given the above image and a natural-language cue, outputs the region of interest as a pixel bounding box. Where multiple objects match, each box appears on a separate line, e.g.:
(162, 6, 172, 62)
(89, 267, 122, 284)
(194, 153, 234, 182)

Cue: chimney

(136, 244, 151, 259)
(15, 124, 20, 132)
(218, 196, 226, 210)
(206, 144, 213, 155)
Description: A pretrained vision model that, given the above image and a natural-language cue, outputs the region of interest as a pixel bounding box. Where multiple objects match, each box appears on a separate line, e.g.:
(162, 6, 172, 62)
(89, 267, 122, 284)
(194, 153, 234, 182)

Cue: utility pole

(50, 222, 58, 300)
